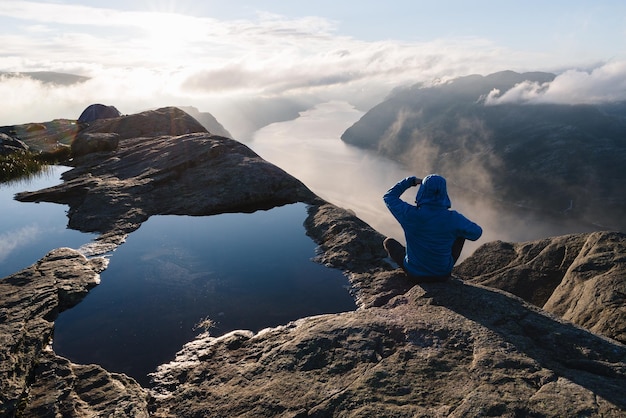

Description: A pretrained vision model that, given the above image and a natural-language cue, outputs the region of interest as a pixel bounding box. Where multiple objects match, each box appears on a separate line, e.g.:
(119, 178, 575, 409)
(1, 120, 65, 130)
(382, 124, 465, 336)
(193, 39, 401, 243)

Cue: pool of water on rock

(53, 203, 356, 386)
(0, 166, 96, 278)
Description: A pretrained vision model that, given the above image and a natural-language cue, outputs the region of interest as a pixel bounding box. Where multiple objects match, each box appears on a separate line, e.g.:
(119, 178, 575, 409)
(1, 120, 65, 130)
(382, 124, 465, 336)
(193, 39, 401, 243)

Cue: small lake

(0, 166, 96, 278)
(53, 203, 356, 386)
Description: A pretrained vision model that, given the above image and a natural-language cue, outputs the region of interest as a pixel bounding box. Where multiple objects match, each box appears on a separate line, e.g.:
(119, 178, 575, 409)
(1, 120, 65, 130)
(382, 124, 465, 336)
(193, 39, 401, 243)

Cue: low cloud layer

(485, 61, 626, 105)
(249, 101, 599, 261)
(5, 2, 624, 130)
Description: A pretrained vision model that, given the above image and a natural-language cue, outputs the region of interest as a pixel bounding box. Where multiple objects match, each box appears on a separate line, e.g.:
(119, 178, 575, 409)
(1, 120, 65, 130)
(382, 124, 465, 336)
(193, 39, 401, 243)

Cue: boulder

(78, 106, 207, 140)
(0, 132, 29, 155)
(455, 231, 626, 344)
(71, 132, 120, 157)
(77, 103, 121, 124)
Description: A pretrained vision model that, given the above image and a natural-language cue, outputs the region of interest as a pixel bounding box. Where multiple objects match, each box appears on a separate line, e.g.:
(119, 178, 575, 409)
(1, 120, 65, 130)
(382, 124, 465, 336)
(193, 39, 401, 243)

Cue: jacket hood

(416, 174, 451, 208)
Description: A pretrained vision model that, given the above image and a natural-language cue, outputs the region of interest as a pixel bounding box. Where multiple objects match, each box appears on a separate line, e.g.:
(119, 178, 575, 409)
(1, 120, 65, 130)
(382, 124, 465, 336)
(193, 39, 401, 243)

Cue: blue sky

(1, 0, 625, 127)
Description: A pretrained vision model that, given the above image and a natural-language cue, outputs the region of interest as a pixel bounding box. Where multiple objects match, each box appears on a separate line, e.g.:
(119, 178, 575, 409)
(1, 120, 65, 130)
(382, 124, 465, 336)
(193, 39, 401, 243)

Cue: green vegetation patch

(0, 151, 54, 183)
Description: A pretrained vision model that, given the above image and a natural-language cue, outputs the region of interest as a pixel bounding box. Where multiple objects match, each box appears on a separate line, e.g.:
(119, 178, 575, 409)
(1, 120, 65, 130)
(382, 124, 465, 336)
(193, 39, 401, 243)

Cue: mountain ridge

(0, 71, 89, 85)
(341, 70, 626, 231)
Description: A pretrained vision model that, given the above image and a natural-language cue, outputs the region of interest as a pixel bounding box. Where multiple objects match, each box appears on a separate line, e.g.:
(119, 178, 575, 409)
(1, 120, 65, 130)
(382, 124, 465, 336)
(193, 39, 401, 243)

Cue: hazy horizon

(1, 1, 625, 132)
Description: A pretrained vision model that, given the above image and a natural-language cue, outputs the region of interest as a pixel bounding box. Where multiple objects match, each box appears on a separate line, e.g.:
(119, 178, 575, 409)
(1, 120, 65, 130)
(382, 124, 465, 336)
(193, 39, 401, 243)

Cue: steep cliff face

(1, 109, 624, 417)
(341, 71, 626, 231)
(176, 105, 233, 138)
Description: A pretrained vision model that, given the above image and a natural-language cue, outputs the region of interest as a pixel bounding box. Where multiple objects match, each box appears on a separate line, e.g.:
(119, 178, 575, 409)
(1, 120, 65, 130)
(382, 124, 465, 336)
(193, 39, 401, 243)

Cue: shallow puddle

(53, 202, 356, 386)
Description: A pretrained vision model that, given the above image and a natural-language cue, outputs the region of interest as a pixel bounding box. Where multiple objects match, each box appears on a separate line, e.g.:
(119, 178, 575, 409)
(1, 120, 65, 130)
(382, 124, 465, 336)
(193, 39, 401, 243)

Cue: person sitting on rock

(383, 174, 482, 281)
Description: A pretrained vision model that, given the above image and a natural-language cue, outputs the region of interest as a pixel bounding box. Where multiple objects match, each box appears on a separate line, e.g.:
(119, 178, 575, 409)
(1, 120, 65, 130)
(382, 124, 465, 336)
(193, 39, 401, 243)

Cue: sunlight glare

(137, 11, 207, 61)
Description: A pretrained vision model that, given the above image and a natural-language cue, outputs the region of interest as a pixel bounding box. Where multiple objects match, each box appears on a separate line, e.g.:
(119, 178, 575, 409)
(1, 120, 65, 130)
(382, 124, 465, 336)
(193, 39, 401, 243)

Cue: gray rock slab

(0, 248, 111, 416)
(456, 231, 626, 344)
(149, 278, 626, 417)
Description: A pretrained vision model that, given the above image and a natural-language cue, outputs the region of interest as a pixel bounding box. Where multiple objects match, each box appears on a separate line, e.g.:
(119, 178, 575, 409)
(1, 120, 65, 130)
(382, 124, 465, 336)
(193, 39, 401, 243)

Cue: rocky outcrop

(176, 105, 233, 138)
(16, 110, 316, 254)
(304, 204, 415, 309)
(1, 119, 78, 156)
(77, 106, 207, 141)
(0, 106, 221, 156)
(0, 132, 29, 155)
(149, 278, 626, 417)
(2, 108, 625, 416)
(22, 352, 148, 417)
(70, 132, 120, 157)
(0, 248, 147, 416)
(455, 231, 626, 344)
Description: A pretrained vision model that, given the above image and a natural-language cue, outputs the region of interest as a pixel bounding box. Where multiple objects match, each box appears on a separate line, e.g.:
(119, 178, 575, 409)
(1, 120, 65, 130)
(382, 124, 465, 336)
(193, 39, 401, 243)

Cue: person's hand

(413, 177, 422, 186)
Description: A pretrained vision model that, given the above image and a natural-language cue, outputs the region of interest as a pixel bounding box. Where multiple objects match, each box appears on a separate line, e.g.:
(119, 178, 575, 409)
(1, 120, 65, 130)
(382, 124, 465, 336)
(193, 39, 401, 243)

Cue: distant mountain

(0, 71, 89, 85)
(176, 106, 233, 138)
(341, 71, 626, 231)
(219, 97, 314, 140)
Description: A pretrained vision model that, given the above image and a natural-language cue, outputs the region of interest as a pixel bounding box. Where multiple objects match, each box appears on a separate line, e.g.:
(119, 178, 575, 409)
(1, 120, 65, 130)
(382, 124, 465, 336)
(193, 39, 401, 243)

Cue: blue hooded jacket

(383, 175, 482, 277)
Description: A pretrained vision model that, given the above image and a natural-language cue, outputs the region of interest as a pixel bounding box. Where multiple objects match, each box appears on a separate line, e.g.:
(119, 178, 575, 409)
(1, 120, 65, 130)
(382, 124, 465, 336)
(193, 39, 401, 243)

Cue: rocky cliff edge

(1, 107, 624, 417)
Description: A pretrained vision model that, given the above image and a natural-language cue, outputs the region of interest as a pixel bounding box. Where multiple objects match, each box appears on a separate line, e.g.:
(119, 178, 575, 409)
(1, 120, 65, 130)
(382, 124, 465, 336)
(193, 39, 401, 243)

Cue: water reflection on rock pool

(0, 166, 96, 278)
(53, 202, 355, 386)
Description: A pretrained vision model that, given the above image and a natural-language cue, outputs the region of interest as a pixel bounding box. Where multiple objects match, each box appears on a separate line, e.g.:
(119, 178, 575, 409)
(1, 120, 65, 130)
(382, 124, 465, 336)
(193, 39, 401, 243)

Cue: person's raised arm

(384, 176, 421, 203)
(383, 176, 421, 222)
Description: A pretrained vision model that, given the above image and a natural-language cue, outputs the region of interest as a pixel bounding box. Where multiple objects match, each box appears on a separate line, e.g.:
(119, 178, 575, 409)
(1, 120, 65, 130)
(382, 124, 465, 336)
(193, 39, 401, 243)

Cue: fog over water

(248, 101, 407, 238)
(245, 101, 600, 260)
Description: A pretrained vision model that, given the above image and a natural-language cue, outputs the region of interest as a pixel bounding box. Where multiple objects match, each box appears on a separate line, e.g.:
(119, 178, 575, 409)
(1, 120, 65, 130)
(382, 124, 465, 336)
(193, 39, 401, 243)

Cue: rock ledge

(1, 109, 624, 417)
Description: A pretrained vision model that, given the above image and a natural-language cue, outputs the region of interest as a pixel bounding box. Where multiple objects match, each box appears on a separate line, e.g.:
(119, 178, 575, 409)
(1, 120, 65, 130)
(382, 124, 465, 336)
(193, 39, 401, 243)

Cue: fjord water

(53, 203, 355, 386)
(247, 101, 600, 258)
(0, 166, 95, 278)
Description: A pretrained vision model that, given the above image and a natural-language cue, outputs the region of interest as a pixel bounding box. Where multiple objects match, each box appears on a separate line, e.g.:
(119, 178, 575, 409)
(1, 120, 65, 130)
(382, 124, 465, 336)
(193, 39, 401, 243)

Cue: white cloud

(1, 1, 624, 130)
(485, 61, 626, 105)
(0, 69, 190, 124)
(0, 6, 524, 128)
(0, 2, 526, 77)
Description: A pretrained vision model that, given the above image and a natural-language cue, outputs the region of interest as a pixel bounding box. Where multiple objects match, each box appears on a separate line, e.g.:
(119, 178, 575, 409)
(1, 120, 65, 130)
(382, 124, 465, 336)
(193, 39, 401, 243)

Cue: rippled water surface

(53, 203, 355, 386)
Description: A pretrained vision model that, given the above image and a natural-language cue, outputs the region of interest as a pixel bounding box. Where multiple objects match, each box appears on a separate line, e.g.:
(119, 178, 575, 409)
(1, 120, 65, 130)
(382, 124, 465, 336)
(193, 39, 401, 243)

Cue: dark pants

(383, 237, 465, 281)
